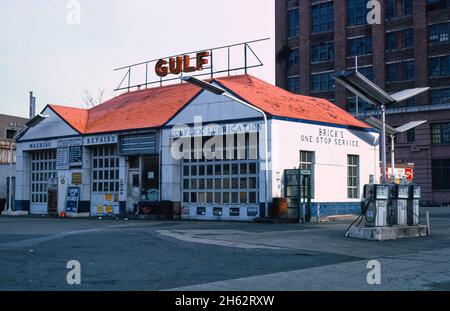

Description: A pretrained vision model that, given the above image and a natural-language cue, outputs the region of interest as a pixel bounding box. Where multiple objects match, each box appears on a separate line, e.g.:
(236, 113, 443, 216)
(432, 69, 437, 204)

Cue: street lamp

(3, 113, 48, 215)
(332, 71, 429, 184)
(181, 76, 270, 218)
(365, 117, 427, 181)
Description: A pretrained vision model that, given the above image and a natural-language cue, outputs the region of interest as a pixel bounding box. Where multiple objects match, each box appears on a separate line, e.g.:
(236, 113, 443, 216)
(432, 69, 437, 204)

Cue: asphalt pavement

(0, 207, 449, 291)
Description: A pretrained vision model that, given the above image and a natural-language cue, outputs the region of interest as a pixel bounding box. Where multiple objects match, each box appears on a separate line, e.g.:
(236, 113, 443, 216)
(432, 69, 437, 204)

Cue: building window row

(348, 36, 372, 56)
(386, 0, 413, 18)
(311, 1, 334, 33)
(311, 72, 335, 92)
(347, 0, 369, 26)
(386, 29, 414, 51)
(429, 22, 450, 44)
(312, 41, 334, 62)
(430, 55, 450, 78)
(427, 0, 450, 11)
(431, 88, 450, 105)
(387, 61, 414, 82)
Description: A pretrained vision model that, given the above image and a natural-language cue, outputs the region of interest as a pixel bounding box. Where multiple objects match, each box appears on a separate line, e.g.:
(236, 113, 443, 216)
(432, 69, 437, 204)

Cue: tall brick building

(275, 0, 450, 205)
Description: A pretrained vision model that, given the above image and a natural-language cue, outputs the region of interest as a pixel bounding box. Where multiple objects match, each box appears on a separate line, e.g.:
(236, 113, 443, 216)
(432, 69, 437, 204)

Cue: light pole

(332, 71, 429, 184)
(181, 76, 270, 218)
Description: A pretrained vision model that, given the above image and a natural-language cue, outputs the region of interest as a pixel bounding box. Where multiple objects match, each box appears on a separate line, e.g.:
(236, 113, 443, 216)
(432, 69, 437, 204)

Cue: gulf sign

(381, 166, 414, 181)
(155, 51, 210, 77)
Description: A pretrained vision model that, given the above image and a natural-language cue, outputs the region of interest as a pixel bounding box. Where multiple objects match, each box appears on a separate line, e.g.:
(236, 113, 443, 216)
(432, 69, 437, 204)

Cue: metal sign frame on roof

(113, 38, 270, 92)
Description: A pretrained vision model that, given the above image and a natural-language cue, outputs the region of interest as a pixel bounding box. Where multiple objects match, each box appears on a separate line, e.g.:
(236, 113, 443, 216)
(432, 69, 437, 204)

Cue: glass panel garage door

(181, 134, 259, 219)
(91, 145, 120, 216)
(30, 150, 57, 209)
(92, 145, 119, 193)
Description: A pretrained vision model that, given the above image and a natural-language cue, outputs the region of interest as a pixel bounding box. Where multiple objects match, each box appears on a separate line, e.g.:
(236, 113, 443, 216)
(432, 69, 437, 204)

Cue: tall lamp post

(181, 76, 270, 218)
(332, 71, 429, 184)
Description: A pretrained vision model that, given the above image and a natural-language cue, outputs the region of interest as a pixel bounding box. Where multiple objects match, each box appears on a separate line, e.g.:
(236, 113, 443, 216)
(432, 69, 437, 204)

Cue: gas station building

(13, 75, 379, 221)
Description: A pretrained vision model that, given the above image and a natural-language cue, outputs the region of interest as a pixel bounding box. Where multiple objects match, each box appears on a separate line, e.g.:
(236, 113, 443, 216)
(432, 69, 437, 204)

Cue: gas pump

(363, 184, 388, 227)
(387, 183, 409, 226)
(407, 185, 421, 226)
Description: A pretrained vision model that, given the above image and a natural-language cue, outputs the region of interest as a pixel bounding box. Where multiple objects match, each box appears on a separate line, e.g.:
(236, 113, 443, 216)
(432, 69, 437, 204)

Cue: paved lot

(0, 207, 449, 291)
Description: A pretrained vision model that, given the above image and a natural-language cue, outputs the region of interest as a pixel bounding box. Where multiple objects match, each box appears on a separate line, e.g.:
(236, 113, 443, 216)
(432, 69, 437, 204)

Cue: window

(429, 23, 450, 44)
(311, 42, 334, 62)
(405, 29, 414, 48)
(404, 0, 413, 15)
(387, 61, 415, 81)
(92, 145, 119, 193)
(141, 156, 159, 202)
(386, 29, 413, 50)
(348, 36, 372, 56)
(311, 2, 334, 33)
(347, 155, 360, 199)
(288, 48, 299, 66)
(386, 0, 395, 18)
(356, 66, 374, 81)
(347, 0, 367, 26)
(432, 122, 450, 145)
(387, 63, 397, 81)
(347, 96, 372, 114)
(431, 88, 450, 105)
(432, 159, 450, 190)
(430, 55, 450, 77)
(407, 128, 415, 143)
(427, 0, 450, 10)
(311, 72, 335, 91)
(31, 150, 57, 204)
(5, 129, 16, 140)
(406, 61, 414, 80)
(287, 76, 300, 94)
(288, 9, 299, 38)
(300, 151, 314, 198)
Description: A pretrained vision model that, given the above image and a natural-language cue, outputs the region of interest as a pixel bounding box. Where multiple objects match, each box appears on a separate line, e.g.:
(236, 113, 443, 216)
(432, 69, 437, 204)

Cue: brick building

(0, 113, 28, 210)
(275, 0, 450, 205)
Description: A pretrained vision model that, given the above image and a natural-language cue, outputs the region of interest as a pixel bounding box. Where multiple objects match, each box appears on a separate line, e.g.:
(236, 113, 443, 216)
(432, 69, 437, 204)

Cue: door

(284, 169, 312, 223)
(47, 189, 58, 216)
(127, 170, 140, 213)
(300, 173, 312, 223)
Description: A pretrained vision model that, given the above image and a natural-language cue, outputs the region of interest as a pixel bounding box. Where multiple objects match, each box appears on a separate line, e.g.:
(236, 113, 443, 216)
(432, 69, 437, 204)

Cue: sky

(0, 0, 275, 118)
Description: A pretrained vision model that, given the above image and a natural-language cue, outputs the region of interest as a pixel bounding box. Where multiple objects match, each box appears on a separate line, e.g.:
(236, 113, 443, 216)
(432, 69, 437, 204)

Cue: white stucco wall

(271, 119, 380, 203)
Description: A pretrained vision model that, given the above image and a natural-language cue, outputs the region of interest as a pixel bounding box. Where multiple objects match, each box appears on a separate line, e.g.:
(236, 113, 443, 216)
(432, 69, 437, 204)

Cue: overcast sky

(0, 0, 275, 118)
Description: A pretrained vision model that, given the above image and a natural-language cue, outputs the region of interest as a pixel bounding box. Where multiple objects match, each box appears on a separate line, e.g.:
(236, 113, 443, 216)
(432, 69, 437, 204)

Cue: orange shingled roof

(49, 74, 369, 134)
(213, 75, 369, 129)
